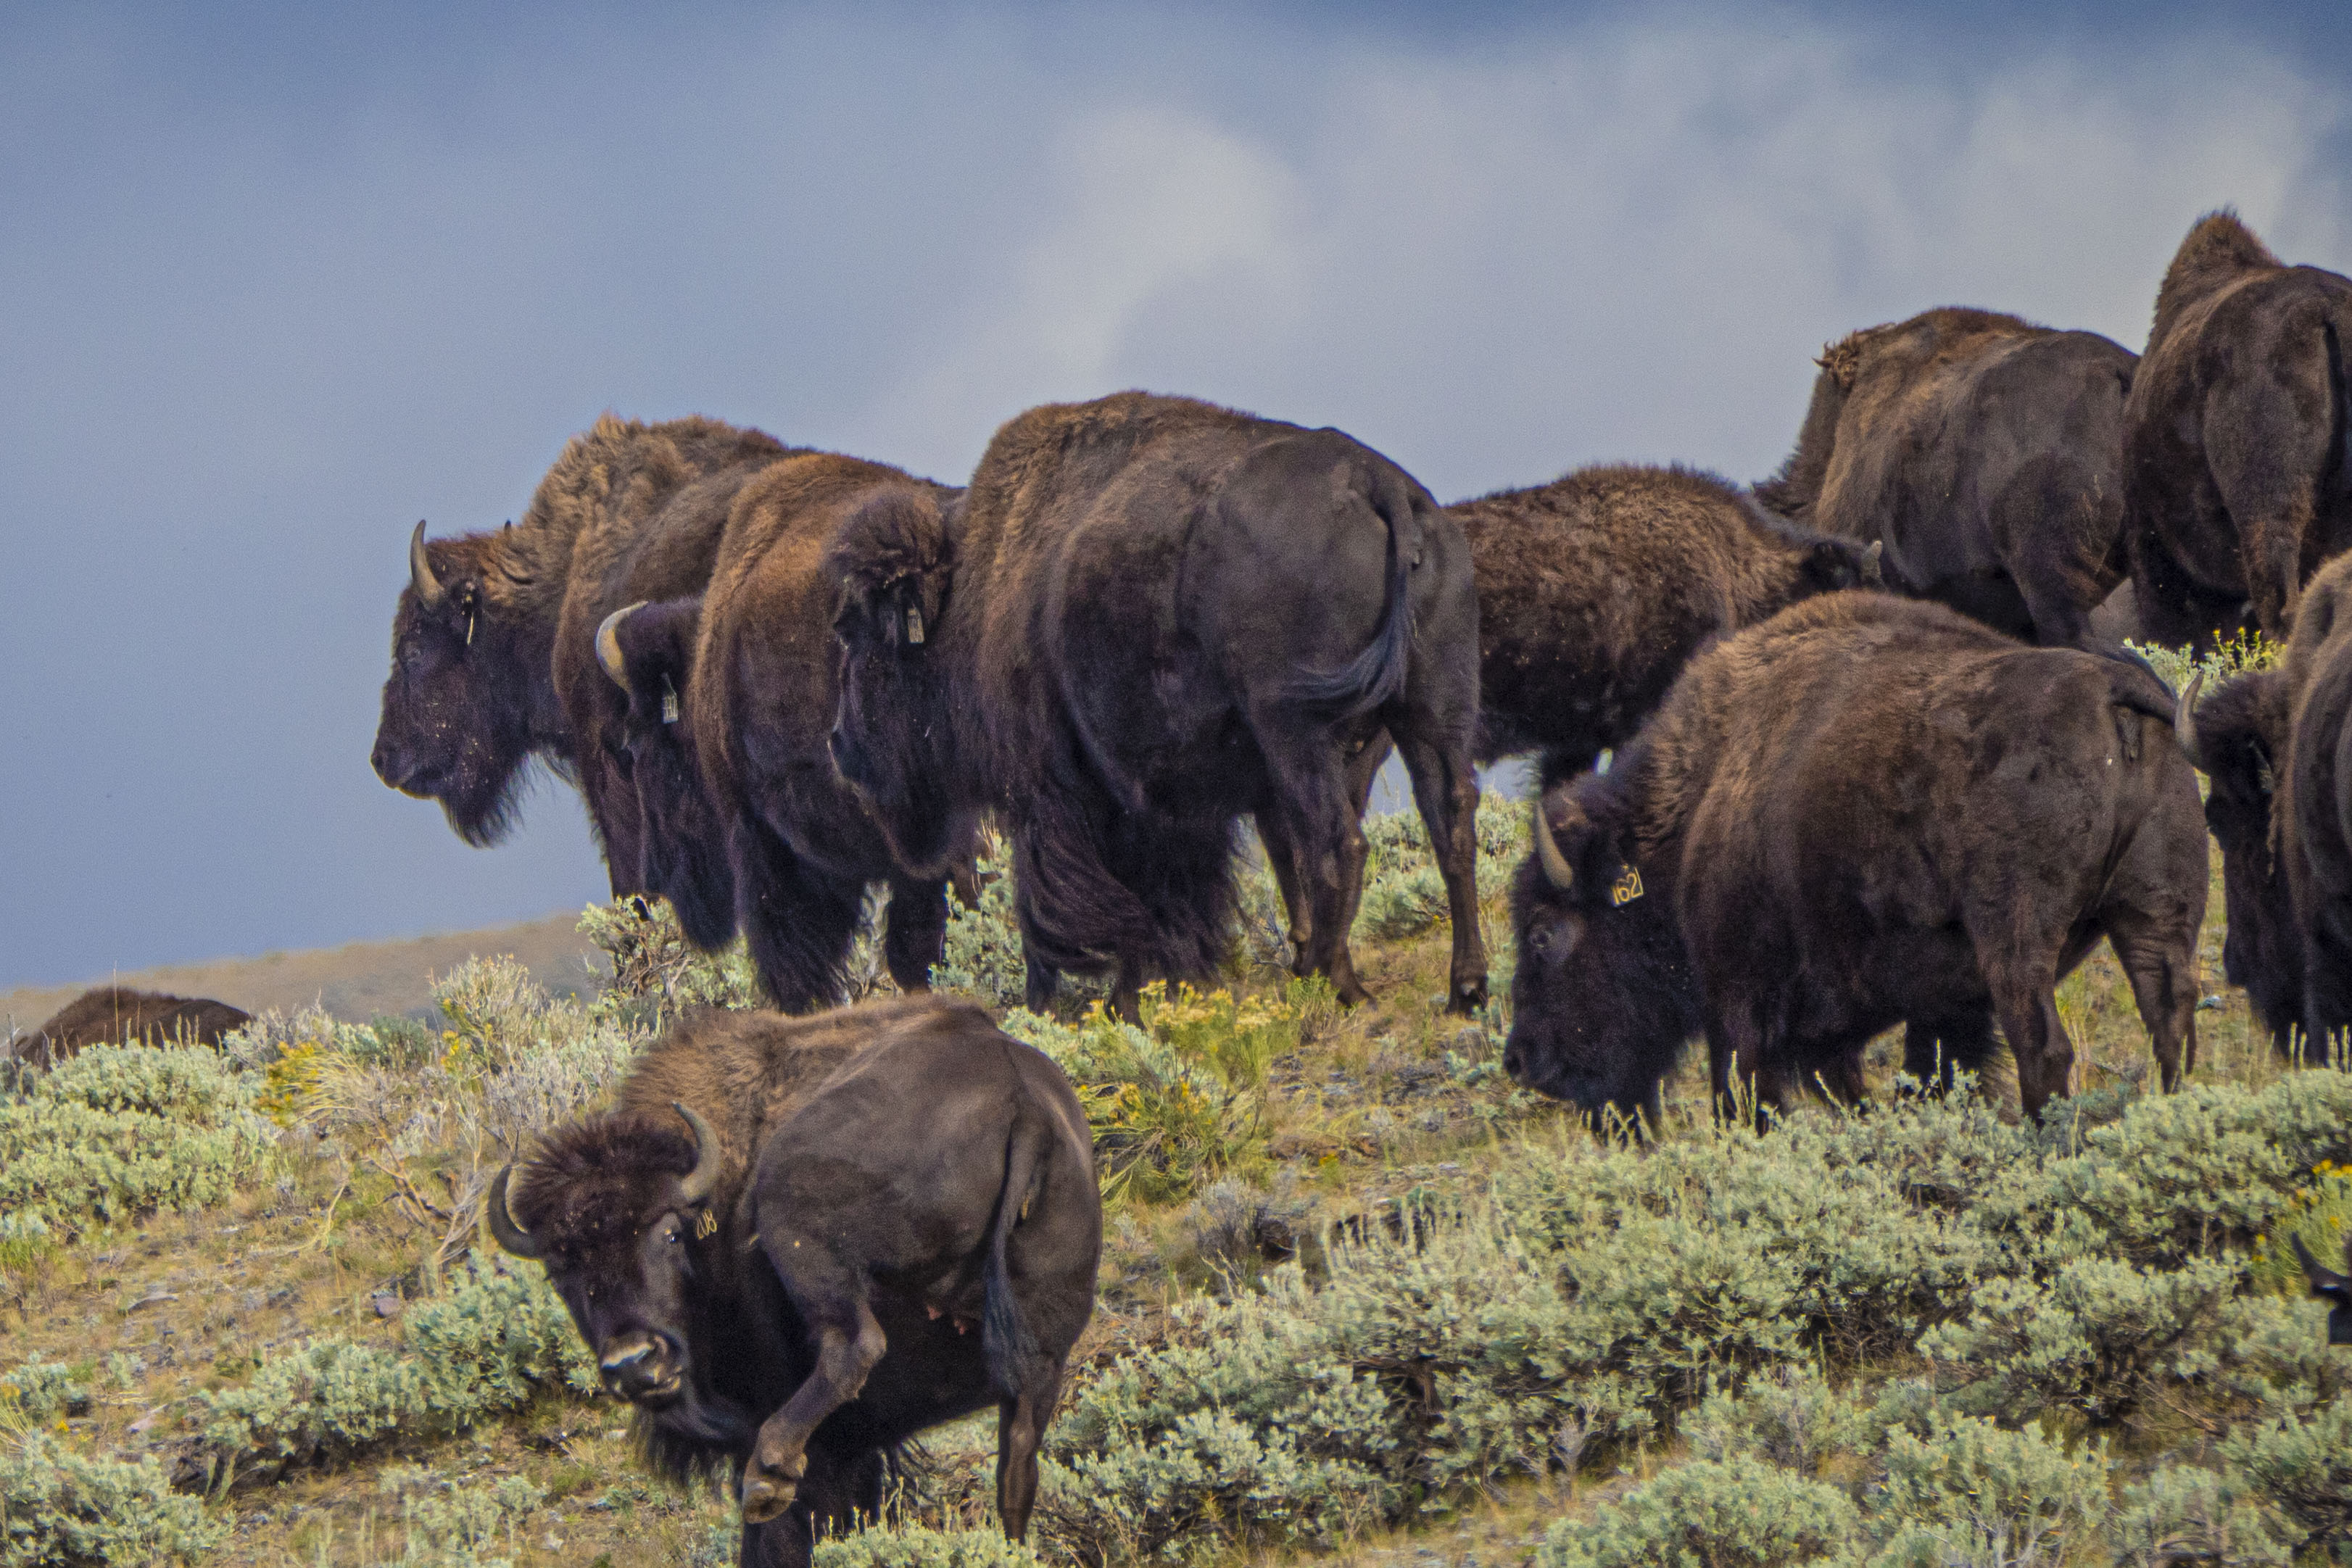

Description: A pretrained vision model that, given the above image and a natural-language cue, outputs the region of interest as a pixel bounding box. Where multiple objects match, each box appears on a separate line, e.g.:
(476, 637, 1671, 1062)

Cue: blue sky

(3, 1, 2348, 988)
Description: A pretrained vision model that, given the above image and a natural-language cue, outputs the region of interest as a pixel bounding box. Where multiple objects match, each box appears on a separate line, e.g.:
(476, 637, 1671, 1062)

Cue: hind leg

(1257, 733, 1388, 975)
(1391, 726, 1487, 1014)
(733, 816, 865, 1013)
(882, 874, 952, 993)
(1251, 718, 1375, 1006)
(995, 1363, 1067, 1540)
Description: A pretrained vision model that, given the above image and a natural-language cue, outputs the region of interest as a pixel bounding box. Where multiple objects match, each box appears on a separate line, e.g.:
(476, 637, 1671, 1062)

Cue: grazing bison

(1503, 592, 2208, 1124)
(370, 415, 796, 892)
(2177, 552, 2352, 1054)
(2124, 210, 2352, 650)
(1753, 307, 2136, 648)
(597, 454, 977, 1008)
(824, 391, 1486, 1018)
(2293, 1235, 2352, 1346)
(486, 997, 1101, 1568)
(7, 987, 252, 1069)
(1458, 462, 1879, 787)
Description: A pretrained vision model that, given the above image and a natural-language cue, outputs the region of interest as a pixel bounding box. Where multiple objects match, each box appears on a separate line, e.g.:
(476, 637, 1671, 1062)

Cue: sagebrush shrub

(2107, 1461, 2295, 1568)
(0, 1432, 225, 1567)
(812, 1524, 1043, 1568)
(0, 1364, 88, 1426)
(1869, 1415, 2108, 1568)
(2222, 1390, 2352, 1554)
(579, 898, 759, 1024)
(1536, 1455, 1861, 1568)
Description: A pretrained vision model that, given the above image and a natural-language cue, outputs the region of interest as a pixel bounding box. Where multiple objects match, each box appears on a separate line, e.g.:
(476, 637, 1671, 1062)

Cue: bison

(2124, 210, 2352, 650)
(1753, 307, 2136, 648)
(486, 996, 1100, 1568)
(2177, 552, 2352, 1055)
(6, 987, 252, 1069)
(595, 454, 977, 1008)
(370, 415, 797, 892)
(1458, 462, 1878, 787)
(1503, 592, 2208, 1124)
(824, 392, 1486, 1019)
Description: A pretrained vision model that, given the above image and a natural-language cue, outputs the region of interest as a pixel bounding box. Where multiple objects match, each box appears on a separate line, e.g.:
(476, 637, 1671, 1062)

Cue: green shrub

(931, 833, 1033, 1008)
(579, 898, 758, 1023)
(1536, 1456, 1860, 1568)
(376, 1469, 547, 1568)
(2223, 1390, 2352, 1554)
(2108, 1461, 2294, 1568)
(813, 1525, 1041, 1568)
(0, 1432, 225, 1567)
(1868, 1415, 2108, 1568)
(1351, 792, 1531, 942)
(0, 1364, 88, 1426)
(2130, 629, 2277, 697)
(0, 1045, 276, 1230)
(1680, 1361, 1872, 1477)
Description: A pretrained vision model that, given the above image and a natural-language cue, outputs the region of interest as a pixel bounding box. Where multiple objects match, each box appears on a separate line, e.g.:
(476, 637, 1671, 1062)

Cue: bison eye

(1528, 928, 1552, 954)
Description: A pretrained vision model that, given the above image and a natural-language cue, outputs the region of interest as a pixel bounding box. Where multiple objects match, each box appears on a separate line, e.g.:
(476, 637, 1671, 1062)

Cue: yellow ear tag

(1609, 866, 1644, 907)
(905, 605, 924, 644)
(694, 1208, 718, 1240)
(661, 676, 680, 725)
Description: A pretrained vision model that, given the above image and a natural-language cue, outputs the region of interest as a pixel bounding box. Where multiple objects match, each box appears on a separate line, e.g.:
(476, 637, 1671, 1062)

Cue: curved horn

(1533, 799, 1574, 891)
(409, 520, 446, 609)
(595, 602, 647, 696)
(672, 1100, 724, 1206)
(2174, 668, 2207, 770)
(484, 1165, 546, 1259)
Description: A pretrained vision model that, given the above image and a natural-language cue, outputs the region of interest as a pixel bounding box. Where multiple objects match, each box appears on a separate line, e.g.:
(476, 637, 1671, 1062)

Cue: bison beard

(1506, 592, 2209, 1124)
(825, 392, 1488, 1019)
(491, 999, 1101, 1568)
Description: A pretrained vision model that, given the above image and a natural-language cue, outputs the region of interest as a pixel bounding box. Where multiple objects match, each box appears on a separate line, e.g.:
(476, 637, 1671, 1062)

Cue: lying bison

(2177, 552, 2352, 1054)
(371, 415, 797, 893)
(1754, 307, 2136, 647)
(487, 997, 1100, 1568)
(1459, 462, 1878, 787)
(1504, 592, 2207, 1124)
(825, 391, 1486, 1017)
(7, 987, 252, 1069)
(2126, 211, 2352, 650)
(596, 454, 977, 1007)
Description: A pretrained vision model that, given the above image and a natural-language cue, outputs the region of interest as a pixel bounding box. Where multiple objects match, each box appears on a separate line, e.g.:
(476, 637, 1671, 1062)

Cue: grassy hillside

(5, 652, 2348, 1566)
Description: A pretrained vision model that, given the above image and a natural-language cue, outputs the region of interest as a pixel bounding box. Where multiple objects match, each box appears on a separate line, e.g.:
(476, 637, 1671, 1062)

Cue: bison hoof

(741, 1471, 799, 1525)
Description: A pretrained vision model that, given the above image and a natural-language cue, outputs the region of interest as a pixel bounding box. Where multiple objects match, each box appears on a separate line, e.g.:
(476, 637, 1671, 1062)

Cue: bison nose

(370, 737, 402, 787)
(598, 1334, 675, 1398)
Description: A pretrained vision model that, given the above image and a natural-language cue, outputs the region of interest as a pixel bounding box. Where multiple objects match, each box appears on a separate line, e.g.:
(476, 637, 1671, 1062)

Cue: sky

(3, 1, 2349, 989)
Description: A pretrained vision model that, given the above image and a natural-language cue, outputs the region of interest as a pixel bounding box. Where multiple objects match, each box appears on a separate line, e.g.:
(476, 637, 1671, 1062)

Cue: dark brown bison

(1504, 592, 2208, 1124)
(486, 997, 1100, 1568)
(7, 987, 252, 1069)
(596, 454, 976, 1008)
(1458, 462, 1879, 787)
(824, 391, 1486, 1019)
(2177, 552, 2352, 1054)
(2293, 1234, 2352, 1346)
(1754, 307, 2136, 648)
(370, 415, 796, 892)
(2124, 211, 2352, 650)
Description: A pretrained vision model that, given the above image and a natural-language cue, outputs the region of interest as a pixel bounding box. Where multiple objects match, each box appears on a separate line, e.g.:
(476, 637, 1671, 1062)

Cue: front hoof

(741, 1472, 798, 1525)
(1447, 978, 1488, 1016)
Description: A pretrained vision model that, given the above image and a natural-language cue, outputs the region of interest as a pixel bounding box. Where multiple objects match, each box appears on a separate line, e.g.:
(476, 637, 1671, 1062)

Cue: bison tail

(982, 1113, 1045, 1400)
(1283, 465, 1417, 719)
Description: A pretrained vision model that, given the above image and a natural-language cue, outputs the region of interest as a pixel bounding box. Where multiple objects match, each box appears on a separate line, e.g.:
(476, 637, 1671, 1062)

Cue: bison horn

(2174, 668, 2208, 770)
(1862, 539, 1884, 587)
(484, 1165, 546, 1259)
(1533, 799, 1575, 891)
(409, 520, 445, 609)
(673, 1100, 724, 1206)
(595, 602, 647, 697)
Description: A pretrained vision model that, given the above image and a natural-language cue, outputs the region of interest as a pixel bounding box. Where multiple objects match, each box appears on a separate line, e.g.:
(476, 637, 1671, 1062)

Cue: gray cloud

(1, 4, 2344, 986)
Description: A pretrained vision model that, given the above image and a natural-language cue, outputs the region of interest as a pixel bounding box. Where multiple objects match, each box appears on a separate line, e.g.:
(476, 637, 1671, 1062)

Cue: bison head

(1503, 782, 1700, 1129)
(597, 599, 736, 949)
(370, 521, 546, 845)
(825, 486, 964, 875)
(2177, 668, 2303, 1051)
(489, 1102, 746, 1437)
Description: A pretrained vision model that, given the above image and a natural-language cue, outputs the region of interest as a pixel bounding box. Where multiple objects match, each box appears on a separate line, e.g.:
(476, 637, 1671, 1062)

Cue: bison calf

(488, 997, 1101, 1568)
(1504, 593, 2208, 1124)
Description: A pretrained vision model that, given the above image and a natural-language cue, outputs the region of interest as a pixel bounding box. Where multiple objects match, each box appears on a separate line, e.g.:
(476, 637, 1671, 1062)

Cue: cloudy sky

(3, 1, 2348, 989)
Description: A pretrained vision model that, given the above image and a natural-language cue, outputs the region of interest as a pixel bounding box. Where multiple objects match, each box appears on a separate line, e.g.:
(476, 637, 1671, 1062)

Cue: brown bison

(370, 415, 797, 892)
(7, 987, 252, 1069)
(486, 997, 1100, 1568)
(597, 454, 977, 1007)
(824, 391, 1486, 1018)
(2293, 1234, 2352, 1346)
(1754, 307, 2136, 648)
(2124, 211, 2352, 650)
(1458, 462, 1879, 787)
(2177, 552, 2352, 1054)
(1504, 592, 2208, 1124)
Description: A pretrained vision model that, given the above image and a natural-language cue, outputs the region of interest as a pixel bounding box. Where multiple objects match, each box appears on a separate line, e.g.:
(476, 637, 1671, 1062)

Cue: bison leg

(739, 1510, 812, 1568)
(741, 1242, 888, 1526)
(1987, 976, 2074, 1119)
(1393, 731, 1487, 1015)
(1250, 721, 1375, 1006)
(995, 1363, 1067, 1540)
(2103, 912, 2202, 1092)
(881, 874, 952, 993)
(1256, 734, 1387, 974)
(734, 816, 866, 1013)
(1900, 1013, 1997, 1095)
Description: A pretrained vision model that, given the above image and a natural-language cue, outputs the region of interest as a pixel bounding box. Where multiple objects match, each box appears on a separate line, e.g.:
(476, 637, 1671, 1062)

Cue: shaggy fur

(7, 987, 251, 1069)
(2182, 552, 2352, 1053)
(2124, 211, 2352, 648)
(1754, 307, 2136, 647)
(370, 415, 796, 884)
(1504, 593, 2209, 1122)
(501, 998, 1100, 1568)
(1454, 462, 1875, 787)
(824, 391, 1488, 1017)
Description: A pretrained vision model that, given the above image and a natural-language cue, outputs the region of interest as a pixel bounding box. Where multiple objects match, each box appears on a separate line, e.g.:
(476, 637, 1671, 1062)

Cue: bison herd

(352, 210, 2352, 1567)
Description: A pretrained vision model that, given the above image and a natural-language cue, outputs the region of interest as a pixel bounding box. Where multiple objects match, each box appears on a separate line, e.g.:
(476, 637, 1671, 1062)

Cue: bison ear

(614, 599, 700, 725)
(1533, 791, 1628, 905)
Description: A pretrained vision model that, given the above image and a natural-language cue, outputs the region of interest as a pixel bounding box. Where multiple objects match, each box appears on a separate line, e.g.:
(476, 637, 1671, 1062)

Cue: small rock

(370, 1291, 401, 1319)
(125, 1292, 178, 1313)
